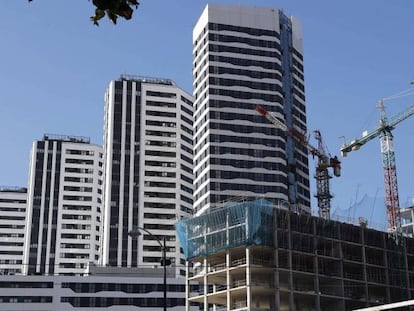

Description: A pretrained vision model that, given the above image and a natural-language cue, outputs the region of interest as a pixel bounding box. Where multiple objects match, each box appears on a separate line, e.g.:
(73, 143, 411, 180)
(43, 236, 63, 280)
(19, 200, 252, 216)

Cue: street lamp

(128, 227, 168, 311)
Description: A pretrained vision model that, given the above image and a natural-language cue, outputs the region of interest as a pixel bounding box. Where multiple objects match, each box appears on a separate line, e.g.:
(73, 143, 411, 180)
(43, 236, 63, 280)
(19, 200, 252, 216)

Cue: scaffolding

(176, 198, 275, 259)
(177, 199, 414, 311)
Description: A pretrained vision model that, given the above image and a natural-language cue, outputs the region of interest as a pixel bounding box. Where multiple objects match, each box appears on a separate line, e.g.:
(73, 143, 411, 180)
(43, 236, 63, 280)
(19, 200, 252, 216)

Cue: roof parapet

(119, 74, 176, 86)
(43, 134, 90, 144)
(0, 186, 27, 193)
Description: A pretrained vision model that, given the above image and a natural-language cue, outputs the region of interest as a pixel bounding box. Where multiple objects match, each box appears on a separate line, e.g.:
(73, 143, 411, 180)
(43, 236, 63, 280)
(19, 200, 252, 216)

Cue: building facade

(102, 75, 193, 274)
(0, 267, 198, 311)
(0, 187, 27, 275)
(177, 198, 414, 311)
(401, 205, 414, 237)
(193, 5, 310, 214)
(23, 134, 103, 276)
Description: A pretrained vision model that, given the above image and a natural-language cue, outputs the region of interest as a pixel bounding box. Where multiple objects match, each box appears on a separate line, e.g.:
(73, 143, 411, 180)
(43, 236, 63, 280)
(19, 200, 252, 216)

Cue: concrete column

(226, 250, 231, 310)
(274, 248, 280, 310)
(185, 261, 190, 311)
(246, 247, 251, 309)
(361, 227, 369, 307)
(204, 257, 208, 311)
(287, 213, 294, 309)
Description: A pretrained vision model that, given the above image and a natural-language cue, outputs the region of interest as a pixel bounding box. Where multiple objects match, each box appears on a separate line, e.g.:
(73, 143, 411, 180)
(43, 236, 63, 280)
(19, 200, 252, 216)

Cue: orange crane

(255, 105, 341, 219)
(341, 99, 414, 232)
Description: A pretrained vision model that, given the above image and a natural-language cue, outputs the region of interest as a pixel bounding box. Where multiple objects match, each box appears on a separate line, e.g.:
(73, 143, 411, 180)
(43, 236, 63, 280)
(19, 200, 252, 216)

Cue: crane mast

(380, 129, 400, 231)
(341, 99, 414, 232)
(256, 105, 341, 219)
(377, 101, 401, 231)
(314, 130, 341, 220)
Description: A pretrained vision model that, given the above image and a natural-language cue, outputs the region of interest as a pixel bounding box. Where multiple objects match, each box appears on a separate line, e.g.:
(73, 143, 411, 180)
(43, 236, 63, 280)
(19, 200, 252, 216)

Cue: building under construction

(176, 199, 414, 311)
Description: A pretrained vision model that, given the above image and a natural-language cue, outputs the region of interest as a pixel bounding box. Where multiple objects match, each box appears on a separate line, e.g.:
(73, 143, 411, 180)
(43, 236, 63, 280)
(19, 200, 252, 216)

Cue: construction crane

(341, 95, 414, 232)
(255, 105, 341, 220)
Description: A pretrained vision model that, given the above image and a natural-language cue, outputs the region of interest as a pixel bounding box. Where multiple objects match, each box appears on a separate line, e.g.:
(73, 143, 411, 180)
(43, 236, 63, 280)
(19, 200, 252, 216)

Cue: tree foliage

(28, 0, 140, 25)
(90, 0, 139, 25)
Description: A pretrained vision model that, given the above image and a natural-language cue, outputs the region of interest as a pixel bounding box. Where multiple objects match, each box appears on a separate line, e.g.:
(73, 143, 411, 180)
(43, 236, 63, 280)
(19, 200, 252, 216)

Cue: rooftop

(43, 134, 90, 144)
(0, 186, 27, 193)
(119, 74, 176, 86)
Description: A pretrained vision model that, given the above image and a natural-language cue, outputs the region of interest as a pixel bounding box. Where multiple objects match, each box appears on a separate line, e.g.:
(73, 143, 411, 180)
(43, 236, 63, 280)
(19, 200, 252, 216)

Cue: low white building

(0, 267, 198, 310)
(0, 187, 27, 275)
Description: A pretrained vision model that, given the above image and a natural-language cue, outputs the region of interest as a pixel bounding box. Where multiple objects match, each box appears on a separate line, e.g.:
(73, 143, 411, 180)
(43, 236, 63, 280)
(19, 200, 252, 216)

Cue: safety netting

(175, 198, 275, 259)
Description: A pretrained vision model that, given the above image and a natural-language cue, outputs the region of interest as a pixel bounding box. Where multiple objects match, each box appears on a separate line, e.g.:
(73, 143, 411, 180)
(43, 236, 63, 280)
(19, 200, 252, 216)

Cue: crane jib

(340, 99, 414, 232)
(255, 104, 341, 220)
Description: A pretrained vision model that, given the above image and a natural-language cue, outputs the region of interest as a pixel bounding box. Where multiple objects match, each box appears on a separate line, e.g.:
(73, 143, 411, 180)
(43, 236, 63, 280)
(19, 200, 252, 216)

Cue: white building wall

(55, 142, 103, 275)
(22, 144, 37, 274)
(138, 83, 193, 273)
(102, 81, 115, 267)
(0, 187, 27, 275)
(0, 270, 197, 310)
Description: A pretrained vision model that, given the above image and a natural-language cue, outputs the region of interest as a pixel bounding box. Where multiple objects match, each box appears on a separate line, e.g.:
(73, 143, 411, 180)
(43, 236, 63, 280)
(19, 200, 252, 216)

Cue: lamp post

(128, 227, 167, 311)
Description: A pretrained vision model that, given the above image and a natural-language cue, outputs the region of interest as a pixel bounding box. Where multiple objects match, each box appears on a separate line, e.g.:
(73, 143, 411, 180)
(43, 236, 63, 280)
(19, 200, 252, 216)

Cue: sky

(1, 0, 413, 228)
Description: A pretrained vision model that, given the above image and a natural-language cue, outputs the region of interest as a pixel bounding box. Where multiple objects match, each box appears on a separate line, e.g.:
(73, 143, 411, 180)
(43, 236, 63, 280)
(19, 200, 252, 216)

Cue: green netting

(175, 198, 275, 259)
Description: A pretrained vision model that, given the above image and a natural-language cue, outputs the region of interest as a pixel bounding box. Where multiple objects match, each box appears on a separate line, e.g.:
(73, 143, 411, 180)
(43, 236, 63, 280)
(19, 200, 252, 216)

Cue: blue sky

(1, 0, 413, 227)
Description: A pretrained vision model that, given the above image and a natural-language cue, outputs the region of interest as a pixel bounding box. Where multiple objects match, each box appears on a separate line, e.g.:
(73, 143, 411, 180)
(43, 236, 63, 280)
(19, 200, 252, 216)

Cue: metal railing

(119, 74, 175, 86)
(43, 134, 90, 144)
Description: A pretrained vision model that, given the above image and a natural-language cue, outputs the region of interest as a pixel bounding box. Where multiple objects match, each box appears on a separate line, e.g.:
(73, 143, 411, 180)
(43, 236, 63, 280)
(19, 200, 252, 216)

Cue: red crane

(256, 105, 341, 219)
(341, 99, 414, 232)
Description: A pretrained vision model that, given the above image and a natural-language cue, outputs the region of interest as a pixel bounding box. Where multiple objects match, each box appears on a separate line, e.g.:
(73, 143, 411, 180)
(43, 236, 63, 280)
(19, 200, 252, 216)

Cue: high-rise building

(23, 134, 103, 276)
(0, 187, 27, 275)
(193, 5, 310, 213)
(102, 75, 193, 274)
